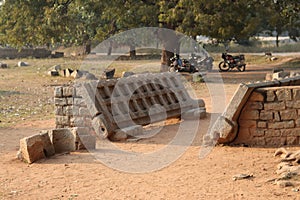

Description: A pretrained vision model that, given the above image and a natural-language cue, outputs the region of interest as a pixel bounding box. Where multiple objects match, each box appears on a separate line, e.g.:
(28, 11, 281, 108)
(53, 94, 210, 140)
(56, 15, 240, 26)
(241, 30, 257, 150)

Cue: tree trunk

(276, 34, 279, 47)
(129, 45, 136, 59)
(107, 41, 112, 56)
(84, 41, 91, 55)
(158, 29, 181, 72)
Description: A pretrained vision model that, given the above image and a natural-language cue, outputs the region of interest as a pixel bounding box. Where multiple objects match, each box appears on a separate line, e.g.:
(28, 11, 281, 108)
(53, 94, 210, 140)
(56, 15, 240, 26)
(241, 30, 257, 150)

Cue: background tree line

(0, 0, 299, 54)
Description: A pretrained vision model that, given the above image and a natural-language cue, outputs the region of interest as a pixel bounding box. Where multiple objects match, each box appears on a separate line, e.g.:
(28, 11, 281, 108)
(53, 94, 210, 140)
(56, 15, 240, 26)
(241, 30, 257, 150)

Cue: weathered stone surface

(39, 131, 55, 157)
(266, 90, 276, 102)
(49, 129, 76, 153)
(250, 128, 265, 137)
(63, 87, 75, 97)
(257, 121, 267, 128)
(71, 127, 96, 150)
(276, 89, 292, 101)
(265, 129, 281, 137)
(274, 111, 281, 121)
(19, 132, 54, 164)
(55, 116, 69, 126)
(280, 110, 297, 120)
(293, 88, 300, 100)
(260, 111, 273, 120)
(19, 135, 45, 163)
(286, 100, 300, 109)
(264, 102, 285, 110)
(182, 108, 206, 120)
(115, 125, 143, 138)
(54, 87, 63, 98)
(54, 98, 67, 106)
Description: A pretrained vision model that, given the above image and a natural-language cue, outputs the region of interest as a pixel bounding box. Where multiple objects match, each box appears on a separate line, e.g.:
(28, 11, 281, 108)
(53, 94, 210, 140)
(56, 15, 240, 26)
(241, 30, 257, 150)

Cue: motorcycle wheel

(237, 65, 246, 72)
(218, 61, 230, 72)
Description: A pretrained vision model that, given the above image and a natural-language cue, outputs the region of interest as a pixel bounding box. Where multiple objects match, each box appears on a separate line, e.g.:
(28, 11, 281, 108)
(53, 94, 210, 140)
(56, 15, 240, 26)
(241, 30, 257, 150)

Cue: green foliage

(0, 0, 299, 49)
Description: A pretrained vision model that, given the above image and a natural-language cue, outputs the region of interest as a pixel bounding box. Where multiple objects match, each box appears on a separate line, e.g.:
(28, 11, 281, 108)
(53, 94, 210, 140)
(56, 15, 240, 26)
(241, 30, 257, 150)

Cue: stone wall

(0, 48, 51, 59)
(54, 85, 92, 129)
(236, 86, 300, 146)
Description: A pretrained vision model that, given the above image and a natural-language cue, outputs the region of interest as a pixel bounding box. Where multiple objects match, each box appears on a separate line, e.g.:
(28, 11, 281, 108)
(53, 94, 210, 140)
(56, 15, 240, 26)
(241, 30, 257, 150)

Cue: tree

(95, 0, 159, 57)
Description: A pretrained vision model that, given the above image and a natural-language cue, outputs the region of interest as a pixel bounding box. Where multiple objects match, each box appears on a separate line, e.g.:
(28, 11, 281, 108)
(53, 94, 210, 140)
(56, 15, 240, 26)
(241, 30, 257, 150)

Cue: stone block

(66, 97, 74, 105)
(55, 116, 69, 126)
(281, 129, 293, 136)
(63, 87, 75, 97)
(280, 110, 297, 120)
(74, 98, 85, 106)
(70, 116, 85, 127)
(260, 111, 273, 120)
(49, 129, 76, 153)
(63, 106, 72, 116)
(265, 129, 281, 137)
(274, 111, 281, 121)
(39, 131, 55, 157)
(286, 137, 298, 145)
(250, 128, 265, 137)
(77, 135, 96, 150)
(79, 107, 90, 116)
(251, 137, 266, 146)
(293, 88, 300, 100)
(268, 122, 285, 129)
(54, 87, 63, 98)
(257, 121, 267, 128)
(71, 127, 96, 150)
(265, 137, 284, 147)
(284, 120, 295, 129)
(19, 135, 45, 163)
(115, 125, 143, 138)
(286, 100, 300, 109)
(19, 132, 54, 164)
(54, 98, 67, 106)
(266, 90, 276, 102)
(182, 108, 206, 120)
(55, 106, 63, 116)
(264, 102, 285, 111)
(276, 89, 292, 101)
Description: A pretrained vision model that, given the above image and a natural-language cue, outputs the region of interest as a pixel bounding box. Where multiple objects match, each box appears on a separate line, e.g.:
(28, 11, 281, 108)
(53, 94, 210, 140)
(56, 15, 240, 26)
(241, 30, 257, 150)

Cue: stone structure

(237, 86, 300, 146)
(54, 72, 206, 140)
(209, 75, 300, 147)
(18, 127, 96, 164)
(0, 48, 51, 59)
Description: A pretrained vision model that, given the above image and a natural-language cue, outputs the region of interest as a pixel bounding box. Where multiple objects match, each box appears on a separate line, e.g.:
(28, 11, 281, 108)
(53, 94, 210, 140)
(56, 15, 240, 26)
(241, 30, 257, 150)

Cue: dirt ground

(1, 55, 300, 199)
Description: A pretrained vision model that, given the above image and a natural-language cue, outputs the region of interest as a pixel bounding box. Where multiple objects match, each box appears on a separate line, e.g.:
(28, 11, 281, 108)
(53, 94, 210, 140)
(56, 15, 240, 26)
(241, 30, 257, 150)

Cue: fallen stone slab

(18, 132, 55, 164)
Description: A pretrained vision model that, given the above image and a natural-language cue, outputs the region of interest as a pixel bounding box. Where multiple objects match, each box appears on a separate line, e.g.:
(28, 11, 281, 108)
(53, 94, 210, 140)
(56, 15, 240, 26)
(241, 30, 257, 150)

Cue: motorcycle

(218, 52, 246, 72)
(168, 54, 196, 73)
(188, 53, 214, 71)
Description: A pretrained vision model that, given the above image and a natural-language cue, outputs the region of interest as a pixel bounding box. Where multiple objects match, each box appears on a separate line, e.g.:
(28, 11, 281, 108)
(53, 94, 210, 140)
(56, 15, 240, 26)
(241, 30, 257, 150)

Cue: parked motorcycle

(188, 53, 214, 71)
(168, 54, 196, 73)
(218, 52, 246, 72)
